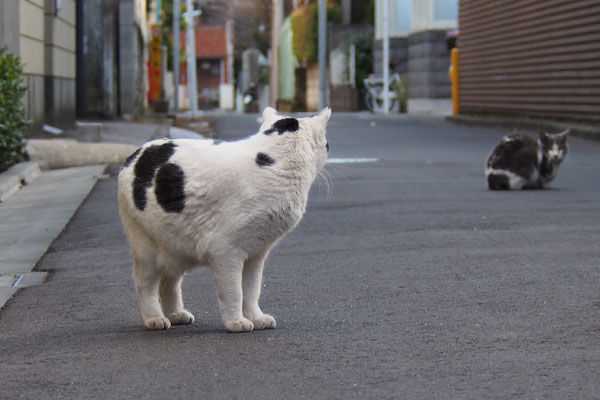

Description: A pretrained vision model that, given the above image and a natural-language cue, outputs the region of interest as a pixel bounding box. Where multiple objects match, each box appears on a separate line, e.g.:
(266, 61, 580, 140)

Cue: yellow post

(450, 48, 459, 115)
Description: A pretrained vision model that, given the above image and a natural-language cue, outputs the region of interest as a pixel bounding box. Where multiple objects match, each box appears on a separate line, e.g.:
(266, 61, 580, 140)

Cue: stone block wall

(407, 30, 451, 99)
(373, 37, 408, 76)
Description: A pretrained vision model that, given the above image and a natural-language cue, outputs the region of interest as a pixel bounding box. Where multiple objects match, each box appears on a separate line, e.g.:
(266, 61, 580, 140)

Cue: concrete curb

(0, 162, 42, 203)
(26, 139, 138, 170)
(169, 126, 208, 140)
(447, 114, 600, 141)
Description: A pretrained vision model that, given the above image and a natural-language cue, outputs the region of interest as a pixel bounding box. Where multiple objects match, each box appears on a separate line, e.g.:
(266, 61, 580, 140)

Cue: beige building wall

(47, 0, 76, 79)
(19, 0, 45, 75)
(15, 0, 77, 129)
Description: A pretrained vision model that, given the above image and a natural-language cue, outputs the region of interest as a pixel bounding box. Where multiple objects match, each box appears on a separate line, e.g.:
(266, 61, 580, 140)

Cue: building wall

(20, 0, 46, 128)
(374, 38, 408, 76)
(78, 0, 147, 119)
(0, 1, 21, 55)
(119, 0, 147, 118)
(374, 0, 457, 114)
(458, 0, 600, 122)
(44, 0, 77, 128)
(0, 0, 77, 131)
(408, 30, 451, 99)
(79, 0, 119, 118)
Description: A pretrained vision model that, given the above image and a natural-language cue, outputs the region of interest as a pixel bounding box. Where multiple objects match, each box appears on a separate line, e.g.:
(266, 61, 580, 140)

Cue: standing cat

(485, 129, 569, 190)
(118, 107, 331, 332)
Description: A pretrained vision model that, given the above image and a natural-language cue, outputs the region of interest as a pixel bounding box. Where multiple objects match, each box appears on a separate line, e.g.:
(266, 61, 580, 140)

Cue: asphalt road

(1, 113, 599, 399)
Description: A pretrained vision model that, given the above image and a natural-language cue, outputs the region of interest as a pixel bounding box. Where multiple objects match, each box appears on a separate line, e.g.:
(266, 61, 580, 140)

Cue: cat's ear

(558, 128, 570, 137)
(539, 131, 549, 142)
(316, 107, 332, 124)
(262, 107, 279, 124)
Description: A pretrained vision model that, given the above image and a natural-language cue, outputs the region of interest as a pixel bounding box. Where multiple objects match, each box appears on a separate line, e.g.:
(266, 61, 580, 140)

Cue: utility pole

(173, 0, 180, 110)
(318, 0, 327, 110)
(270, 0, 283, 107)
(382, 0, 390, 114)
(185, 0, 198, 118)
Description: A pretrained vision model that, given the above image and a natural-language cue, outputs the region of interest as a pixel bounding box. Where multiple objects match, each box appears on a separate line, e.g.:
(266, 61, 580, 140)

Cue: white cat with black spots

(118, 107, 331, 332)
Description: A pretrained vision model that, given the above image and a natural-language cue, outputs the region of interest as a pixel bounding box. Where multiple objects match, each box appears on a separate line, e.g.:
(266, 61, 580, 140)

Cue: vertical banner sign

(149, 24, 162, 101)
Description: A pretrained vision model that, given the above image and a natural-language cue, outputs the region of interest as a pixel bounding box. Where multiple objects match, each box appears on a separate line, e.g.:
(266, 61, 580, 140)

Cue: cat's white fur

(484, 166, 532, 189)
(118, 107, 331, 332)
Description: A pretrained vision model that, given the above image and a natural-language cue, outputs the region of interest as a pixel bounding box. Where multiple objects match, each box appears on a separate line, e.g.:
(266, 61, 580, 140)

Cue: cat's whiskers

(324, 164, 346, 180)
(315, 171, 326, 198)
(316, 168, 334, 200)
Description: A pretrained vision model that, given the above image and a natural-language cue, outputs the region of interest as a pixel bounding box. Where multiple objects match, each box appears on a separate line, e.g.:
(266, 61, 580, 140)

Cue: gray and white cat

(485, 129, 569, 190)
(118, 107, 331, 332)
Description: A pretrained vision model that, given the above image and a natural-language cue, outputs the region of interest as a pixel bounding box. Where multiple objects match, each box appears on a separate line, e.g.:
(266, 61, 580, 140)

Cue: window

(434, 0, 458, 22)
(394, 0, 412, 32)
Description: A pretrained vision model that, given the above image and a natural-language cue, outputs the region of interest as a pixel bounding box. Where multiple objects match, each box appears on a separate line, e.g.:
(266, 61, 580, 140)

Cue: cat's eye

(326, 142, 330, 152)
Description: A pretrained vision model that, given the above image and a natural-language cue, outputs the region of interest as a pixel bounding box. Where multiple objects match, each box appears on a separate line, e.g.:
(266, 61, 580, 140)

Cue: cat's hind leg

(242, 252, 276, 330)
(159, 273, 195, 325)
(133, 253, 171, 330)
(210, 252, 254, 333)
(127, 228, 171, 330)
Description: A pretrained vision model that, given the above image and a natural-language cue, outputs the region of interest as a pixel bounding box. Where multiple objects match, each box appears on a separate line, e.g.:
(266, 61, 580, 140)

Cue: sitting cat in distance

(486, 129, 570, 190)
(118, 107, 331, 332)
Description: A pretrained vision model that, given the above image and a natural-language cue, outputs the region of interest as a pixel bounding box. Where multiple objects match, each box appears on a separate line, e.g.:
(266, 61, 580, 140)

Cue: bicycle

(363, 72, 405, 113)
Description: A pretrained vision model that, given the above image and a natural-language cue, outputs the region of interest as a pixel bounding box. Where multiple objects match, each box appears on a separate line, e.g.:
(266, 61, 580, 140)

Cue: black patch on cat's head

(263, 118, 299, 135)
(256, 152, 275, 167)
(133, 141, 177, 211)
(122, 148, 142, 169)
(539, 132, 552, 149)
(155, 163, 186, 213)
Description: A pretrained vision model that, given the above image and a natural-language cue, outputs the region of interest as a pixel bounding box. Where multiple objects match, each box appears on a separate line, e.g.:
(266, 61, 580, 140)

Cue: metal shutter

(458, 0, 600, 121)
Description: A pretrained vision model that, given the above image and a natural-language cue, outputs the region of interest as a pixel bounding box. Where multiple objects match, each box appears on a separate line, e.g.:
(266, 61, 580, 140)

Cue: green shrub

(291, 2, 342, 64)
(0, 47, 28, 171)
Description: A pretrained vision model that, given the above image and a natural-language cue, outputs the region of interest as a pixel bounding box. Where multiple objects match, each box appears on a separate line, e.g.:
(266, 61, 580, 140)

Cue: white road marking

(326, 158, 379, 164)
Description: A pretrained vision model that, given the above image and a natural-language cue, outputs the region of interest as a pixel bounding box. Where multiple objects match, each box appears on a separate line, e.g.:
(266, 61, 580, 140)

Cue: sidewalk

(0, 120, 170, 310)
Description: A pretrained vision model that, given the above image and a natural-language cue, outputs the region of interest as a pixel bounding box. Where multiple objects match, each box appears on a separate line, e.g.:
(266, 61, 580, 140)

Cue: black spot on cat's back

(155, 163, 186, 213)
(263, 118, 300, 135)
(133, 141, 177, 211)
(122, 148, 142, 169)
(256, 152, 275, 167)
(488, 135, 539, 179)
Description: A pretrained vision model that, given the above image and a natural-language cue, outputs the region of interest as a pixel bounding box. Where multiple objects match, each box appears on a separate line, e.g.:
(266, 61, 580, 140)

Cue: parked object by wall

(458, 0, 600, 122)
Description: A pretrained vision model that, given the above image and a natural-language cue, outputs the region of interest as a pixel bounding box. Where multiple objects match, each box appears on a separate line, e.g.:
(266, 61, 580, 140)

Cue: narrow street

(1, 113, 599, 399)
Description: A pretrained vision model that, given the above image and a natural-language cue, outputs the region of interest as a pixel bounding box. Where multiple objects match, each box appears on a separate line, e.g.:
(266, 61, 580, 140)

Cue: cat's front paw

(168, 310, 195, 325)
(252, 314, 276, 330)
(145, 317, 171, 330)
(225, 317, 254, 333)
